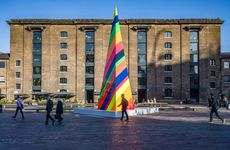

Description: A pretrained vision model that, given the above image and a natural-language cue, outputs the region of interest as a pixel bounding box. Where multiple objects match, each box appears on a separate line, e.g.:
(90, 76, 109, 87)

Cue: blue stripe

(115, 68, 128, 87)
(111, 16, 119, 31)
(103, 50, 125, 83)
(100, 68, 128, 110)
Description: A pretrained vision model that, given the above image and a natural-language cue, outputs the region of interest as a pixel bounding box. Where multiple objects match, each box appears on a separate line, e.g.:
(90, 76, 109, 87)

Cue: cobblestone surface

(0, 109, 230, 150)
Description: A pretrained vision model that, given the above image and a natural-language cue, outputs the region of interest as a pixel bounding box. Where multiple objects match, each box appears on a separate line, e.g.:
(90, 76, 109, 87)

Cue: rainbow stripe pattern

(98, 7, 134, 111)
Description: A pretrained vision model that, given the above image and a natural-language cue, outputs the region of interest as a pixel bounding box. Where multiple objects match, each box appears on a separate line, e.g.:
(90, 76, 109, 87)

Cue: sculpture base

(74, 107, 159, 118)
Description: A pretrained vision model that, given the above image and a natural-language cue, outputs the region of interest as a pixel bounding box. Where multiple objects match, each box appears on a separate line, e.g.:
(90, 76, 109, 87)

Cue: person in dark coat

(45, 96, 55, 125)
(209, 93, 225, 123)
(12, 96, 24, 119)
(118, 94, 129, 121)
(55, 99, 63, 122)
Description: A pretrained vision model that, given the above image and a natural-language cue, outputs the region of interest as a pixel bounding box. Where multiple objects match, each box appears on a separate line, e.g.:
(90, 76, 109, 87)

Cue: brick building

(0, 53, 10, 99)
(5, 18, 223, 103)
(220, 52, 230, 98)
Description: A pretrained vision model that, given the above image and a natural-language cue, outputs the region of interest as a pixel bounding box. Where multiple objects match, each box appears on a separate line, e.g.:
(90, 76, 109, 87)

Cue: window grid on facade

(16, 60, 21, 66)
(210, 82, 216, 88)
(210, 59, 216, 66)
(164, 88, 172, 97)
(0, 62, 5, 68)
(210, 71, 216, 77)
(60, 31, 68, 37)
(164, 31, 172, 38)
(60, 54, 68, 60)
(60, 42, 68, 49)
(164, 54, 172, 60)
(60, 78, 67, 84)
(224, 62, 230, 68)
(16, 72, 21, 78)
(0, 76, 5, 83)
(164, 42, 172, 48)
(32, 31, 42, 92)
(137, 31, 147, 102)
(60, 66, 67, 72)
(190, 31, 199, 101)
(85, 31, 95, 102)
(16, 83, 21, 89)
(223, 75, 230, 83)
(164, 65, 172, 72)
(164, 77, 172, 83)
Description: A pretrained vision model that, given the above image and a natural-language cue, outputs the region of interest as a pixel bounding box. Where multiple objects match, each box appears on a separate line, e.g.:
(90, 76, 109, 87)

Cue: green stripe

(100, 56, 125, 97)
(107, 94, 116, 110)
(108, 22, 120, 48)
(100, 67, 115, 97)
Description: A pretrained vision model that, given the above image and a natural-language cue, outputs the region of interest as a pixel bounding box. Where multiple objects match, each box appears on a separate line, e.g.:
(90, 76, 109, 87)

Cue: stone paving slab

(0, 110, 230, 150)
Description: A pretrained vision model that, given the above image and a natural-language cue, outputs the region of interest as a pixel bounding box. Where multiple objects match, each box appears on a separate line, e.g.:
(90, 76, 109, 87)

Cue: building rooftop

(7, 18, 224, 25)
(221, 52, 230, 59)
(0, 53, 10, 60)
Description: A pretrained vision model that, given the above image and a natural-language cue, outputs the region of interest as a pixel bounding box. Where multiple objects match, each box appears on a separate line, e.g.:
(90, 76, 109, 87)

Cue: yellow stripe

(107, 79, 132, 110)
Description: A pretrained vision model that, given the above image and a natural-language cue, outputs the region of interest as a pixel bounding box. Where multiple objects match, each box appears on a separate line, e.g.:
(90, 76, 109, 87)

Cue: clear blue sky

(0, 0, 229, 53)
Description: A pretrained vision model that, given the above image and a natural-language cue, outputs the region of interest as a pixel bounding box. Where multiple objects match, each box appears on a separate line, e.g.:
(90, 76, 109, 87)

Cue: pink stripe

(103, 42, 124, 78)
(105, 76, 128, 110)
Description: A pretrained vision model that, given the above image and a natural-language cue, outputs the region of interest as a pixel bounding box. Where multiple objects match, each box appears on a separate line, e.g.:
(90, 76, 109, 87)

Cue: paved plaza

(0, 109, 230, 150)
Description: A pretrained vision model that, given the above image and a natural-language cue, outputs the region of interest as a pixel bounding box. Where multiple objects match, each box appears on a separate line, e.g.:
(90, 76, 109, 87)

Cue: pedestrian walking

(209, 93, 225, 124)
(55, 99, 63, 123)
(12, 96, 24, 119)
(118, 94, 129, 121)
(45, 96, 55, 125)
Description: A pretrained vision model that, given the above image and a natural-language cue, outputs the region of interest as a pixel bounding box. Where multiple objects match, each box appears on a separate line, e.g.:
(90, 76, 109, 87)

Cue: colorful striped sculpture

(98, 7, 134, 111)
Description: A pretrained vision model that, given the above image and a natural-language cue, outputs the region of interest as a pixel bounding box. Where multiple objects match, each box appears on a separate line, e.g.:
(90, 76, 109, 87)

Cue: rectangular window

(164, 54, 172, 60)
(210, 59, 216, 66)
(164, 65, 172, 72)
(138, 77, 147, 86)
(137, 32, 147, 42)
(0, 62, 5, 68)
(60, 31, 68, 37)
(86, 44, 94, 53)
(210, 82, 216, 89)
(60, 78, 67, 84)
(164, 42, 172, 48)
(138, 55, 146, 64)
(0, 76, 5, 83)
(164, 31, 172, 38)
(60, 66, 67, 72)
(86, 66, 94, 74)
(86, 78, 94, 86)
(190, 43, 198, 51)
(190, 32, 198, 41)
(60, 43, 68, 49)
(16, 83, 21, 89)
(190, 54, 198, 63)
(16, 72, 21, 78)
(164, 77, 172, 83)
(16, 60, 21, 66)
(85, 31, 95, 96)
(190, 76, 199, 88)
(60, 54, 68, 60)
(190, 65, 198, 74)
(86, 55, 94, 63)
(210, 71, 215, 77)
(138, 66, 146, 76)
(224, 75, 230, 83)
(33, 66, 41, 74)
(33, 78, 41, 86)
(33, 55, 41, 63)
(224, 62, 230, 68)
(164, 88, 172, 97)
